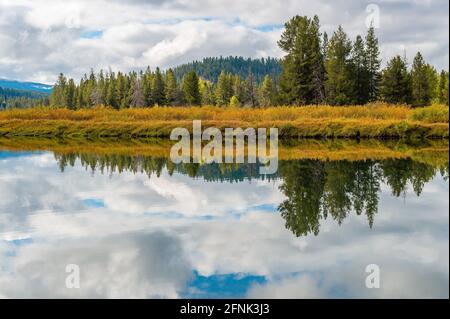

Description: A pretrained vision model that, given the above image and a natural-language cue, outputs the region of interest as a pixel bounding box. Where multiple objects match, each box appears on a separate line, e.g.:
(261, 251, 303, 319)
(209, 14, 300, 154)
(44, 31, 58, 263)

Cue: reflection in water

(55, 152, 449, 237)
(0, 143, 449, 299)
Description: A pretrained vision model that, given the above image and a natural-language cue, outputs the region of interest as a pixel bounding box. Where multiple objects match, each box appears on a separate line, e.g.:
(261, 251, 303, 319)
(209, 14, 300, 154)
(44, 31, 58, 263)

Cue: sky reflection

(0, 151, 448, 298)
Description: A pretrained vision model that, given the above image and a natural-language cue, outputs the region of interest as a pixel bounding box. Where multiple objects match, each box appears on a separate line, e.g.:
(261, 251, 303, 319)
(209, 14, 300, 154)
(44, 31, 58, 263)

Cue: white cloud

(0, 0, 448, 84)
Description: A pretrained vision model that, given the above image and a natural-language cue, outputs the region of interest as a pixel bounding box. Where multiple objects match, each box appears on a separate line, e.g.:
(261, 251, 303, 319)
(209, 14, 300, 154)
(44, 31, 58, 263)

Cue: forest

(0, 86, 49, 109)
(46, 15, 449, 110)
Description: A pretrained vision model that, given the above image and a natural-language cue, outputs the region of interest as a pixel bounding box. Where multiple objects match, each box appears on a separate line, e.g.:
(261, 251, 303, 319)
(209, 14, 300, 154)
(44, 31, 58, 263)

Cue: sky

(0, 0, 448, 84)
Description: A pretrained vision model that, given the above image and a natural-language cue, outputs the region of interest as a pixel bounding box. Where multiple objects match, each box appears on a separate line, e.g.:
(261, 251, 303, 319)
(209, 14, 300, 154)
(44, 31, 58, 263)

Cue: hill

(172, 56, 281, 83)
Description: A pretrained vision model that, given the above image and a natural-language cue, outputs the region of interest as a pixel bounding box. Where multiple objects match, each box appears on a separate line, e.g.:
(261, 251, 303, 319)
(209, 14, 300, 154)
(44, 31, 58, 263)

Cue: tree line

(49, 15, 449, 109)
(0, 86, 49, 109)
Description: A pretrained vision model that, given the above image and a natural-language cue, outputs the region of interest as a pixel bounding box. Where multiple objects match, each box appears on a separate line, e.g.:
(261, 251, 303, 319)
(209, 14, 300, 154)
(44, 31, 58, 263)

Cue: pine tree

(325, 26, 356, 105)
(199, 79, 215, 105)
(365, 25, 381, 102)
(232, 75, 245, 103)
(215, 70, 233, 106)
(165, 69, 179, 106)
(352, 35, 370, 104)
(65, 78, 76, 109)
(243, 72, 258, 107)
(182, 70, 201, 106)
(259, 75, 275, 107)
(50, 73, 67, 107)
(437, 70, 449, 105)
(152, 67, 165, 106)
(411, 52, 430, 106)
(143, 67, 153, 107)
(380, 55, 412, 104)
(278, 15, 325, 105)
(106, 71, 118, 109)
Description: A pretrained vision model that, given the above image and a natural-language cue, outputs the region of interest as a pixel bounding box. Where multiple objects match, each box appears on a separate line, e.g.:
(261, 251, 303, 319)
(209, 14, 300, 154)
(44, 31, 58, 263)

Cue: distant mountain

(172, 56, 282, 83)
(0, 79, 52, 94)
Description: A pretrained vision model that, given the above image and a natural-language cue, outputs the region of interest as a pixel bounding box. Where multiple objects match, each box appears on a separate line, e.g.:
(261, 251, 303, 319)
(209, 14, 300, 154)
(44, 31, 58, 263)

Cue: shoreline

(1, 136, 448, 164)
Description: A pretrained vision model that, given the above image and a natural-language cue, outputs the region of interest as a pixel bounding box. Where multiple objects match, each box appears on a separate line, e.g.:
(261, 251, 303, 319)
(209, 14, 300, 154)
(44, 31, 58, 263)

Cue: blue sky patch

(183, 271, 266, 299)
(81, 198, 105, 208)
(80, 30, 103, 39)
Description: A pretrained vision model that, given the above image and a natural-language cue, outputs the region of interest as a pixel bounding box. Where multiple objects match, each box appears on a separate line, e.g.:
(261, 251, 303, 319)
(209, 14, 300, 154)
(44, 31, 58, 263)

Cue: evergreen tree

(106, 71, 118, 109)
(278, 15, 325, 105)
(65, 78, 76, 109)
(352, 35, 370, 104)
(325, 26, 356, 105)
(243, 72, 258, 107)
(411, 52, 430, 106)
(437, 70, 449, 105)
(152, 67, 165, 106)
(380, 55, 412, 104)
(365, 25, 381, 101)
(143, 67, 153, 107)
(182, 71, 201, 106)
(199, 79, 215, 105)
(259, 75, 275, 107)
(165, 68, 179, 106)
(215, 70, 233, 106)
(50, 73, 67, 107)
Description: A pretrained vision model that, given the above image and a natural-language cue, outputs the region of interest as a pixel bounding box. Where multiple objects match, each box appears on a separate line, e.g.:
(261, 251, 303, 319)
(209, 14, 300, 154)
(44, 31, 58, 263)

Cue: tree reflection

(54, 151, 448, 237)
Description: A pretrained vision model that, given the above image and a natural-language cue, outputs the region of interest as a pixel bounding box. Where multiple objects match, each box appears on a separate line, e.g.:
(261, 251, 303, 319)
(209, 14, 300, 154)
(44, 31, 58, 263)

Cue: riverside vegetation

(0, 104, 448, 138)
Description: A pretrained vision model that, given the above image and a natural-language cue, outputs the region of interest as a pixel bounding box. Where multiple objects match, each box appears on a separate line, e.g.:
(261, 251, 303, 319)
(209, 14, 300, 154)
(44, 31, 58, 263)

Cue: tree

(182, 71, 201, 106)
(259, 75, 275, 107)
(50, 73, 67, 107)
(411, 52, 430, 106)
(229, 95, 240, 107)
(130, 77, 145, 108)
(278, 15, 325, 105)
(243, 72, 258, 107)
(365, 25, 381, 102)
(437, 70, 449, 105)
(152, 67, 165, 106)
(143, 67, 153, 107)
(380, 55, 412, 104)
(215, 70, 233, 106)
(106, 71, 118, 109)
(165, 68, 179, 106)
(199, 78, 215, 105)
(325, 26, 356, 105)
(65, 78, 76, 109)
(352, 35, 370, 104)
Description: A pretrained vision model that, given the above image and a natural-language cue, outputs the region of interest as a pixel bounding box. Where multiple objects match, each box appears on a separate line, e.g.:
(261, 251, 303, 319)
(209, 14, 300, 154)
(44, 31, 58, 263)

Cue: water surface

(0, 140, 448, 298)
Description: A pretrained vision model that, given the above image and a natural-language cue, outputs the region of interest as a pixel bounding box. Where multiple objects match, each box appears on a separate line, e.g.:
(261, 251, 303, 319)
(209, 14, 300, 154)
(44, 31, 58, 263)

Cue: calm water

(0, 145, 448, 298)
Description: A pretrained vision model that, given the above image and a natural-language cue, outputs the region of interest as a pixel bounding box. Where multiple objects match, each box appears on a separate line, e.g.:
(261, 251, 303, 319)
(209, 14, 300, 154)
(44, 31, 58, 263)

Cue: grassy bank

(0, 104, 448, 139)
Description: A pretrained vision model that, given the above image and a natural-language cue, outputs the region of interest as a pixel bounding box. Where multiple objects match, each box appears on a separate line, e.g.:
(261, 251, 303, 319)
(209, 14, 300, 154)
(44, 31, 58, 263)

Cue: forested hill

(172, 56, 281, 83)
(0, 86, 49, 109)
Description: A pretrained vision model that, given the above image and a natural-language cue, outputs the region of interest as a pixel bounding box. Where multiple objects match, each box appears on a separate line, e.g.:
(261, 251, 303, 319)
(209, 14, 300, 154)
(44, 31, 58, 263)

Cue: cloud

(0, 0, 448, 84)
(0, 231, 192, 298)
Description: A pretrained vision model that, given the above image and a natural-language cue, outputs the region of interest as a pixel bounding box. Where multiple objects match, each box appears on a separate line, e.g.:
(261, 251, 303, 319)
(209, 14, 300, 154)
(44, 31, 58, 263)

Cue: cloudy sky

(0, 0, 448, 84)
